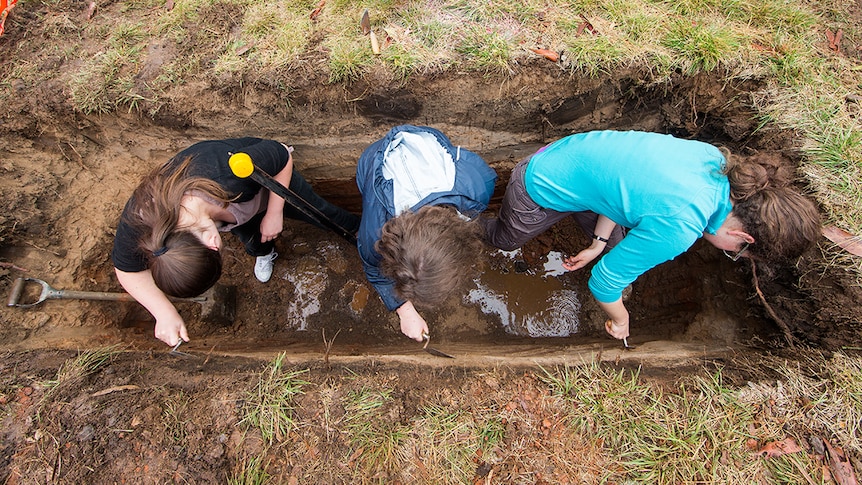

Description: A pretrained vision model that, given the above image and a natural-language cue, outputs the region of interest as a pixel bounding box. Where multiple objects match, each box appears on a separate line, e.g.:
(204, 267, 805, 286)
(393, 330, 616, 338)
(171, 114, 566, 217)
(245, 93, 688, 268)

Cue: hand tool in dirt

(228, 152, 358, 245)
(360, 9, 380, 55)
(169, 339, 195, 358)
(422, 332, 455, 359)
(623, 337, 636, 351)
(7, 277, 237, 326)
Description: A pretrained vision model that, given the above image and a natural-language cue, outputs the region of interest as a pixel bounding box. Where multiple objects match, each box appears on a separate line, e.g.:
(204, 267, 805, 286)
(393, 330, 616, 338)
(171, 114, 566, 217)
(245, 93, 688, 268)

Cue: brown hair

(722, 150, 821, 261)
(376, 205, 485, 308)
(123, 156, 230, 297)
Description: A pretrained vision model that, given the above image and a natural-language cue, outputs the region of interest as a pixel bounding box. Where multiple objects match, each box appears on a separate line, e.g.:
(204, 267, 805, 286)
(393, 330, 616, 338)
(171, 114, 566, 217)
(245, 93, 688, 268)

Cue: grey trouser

(483, 157, 625, 251)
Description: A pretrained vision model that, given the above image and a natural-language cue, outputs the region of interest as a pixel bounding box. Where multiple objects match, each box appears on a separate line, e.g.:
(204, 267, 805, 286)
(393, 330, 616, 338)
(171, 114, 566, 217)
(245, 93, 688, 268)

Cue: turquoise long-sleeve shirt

(524, 130, 733, 303)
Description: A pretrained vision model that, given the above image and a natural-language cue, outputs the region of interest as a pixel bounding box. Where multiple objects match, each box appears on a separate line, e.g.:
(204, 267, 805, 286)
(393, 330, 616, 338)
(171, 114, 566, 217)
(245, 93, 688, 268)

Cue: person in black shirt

(112, 138, 359, 346)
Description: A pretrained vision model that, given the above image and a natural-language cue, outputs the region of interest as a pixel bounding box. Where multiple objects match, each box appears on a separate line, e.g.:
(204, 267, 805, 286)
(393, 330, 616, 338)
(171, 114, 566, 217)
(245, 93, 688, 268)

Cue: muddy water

(467, 250, 583, 337)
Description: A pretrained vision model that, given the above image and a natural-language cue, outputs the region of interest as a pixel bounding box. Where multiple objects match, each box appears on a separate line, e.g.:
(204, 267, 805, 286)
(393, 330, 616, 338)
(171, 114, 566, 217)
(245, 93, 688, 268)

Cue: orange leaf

(822, 226, 862, 256)
(757, 438, 803, 458)
(310, 0, 325, 20)
(531, 48, 559, 62)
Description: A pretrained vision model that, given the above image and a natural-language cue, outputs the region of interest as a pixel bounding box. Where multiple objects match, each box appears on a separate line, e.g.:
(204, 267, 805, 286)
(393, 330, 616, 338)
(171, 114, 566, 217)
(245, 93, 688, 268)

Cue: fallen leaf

(757, 437, 803, 458)
(310, 0, 324, 20)
(577, 14, 597, 35)
(824, 439, 859, 485)
(751, 43, 779, 56)
(830, 29, 843, 51)
(91, 385, 140, 397)
(86, 1, 96, 20)
(235, 41, 254, 56)
(822, 226, 862, 256)
(531, 48, 559, 62)
(347, 446, 364, 467)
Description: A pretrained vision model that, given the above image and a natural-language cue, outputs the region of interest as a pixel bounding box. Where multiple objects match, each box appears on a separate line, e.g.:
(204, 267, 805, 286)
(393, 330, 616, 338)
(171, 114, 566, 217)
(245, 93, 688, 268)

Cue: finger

(180, 326, 189, 343)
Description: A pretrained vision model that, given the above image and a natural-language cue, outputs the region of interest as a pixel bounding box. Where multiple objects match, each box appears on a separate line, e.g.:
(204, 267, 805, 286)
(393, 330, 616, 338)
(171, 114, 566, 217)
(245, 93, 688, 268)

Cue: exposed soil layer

(2, 65, 859, 355)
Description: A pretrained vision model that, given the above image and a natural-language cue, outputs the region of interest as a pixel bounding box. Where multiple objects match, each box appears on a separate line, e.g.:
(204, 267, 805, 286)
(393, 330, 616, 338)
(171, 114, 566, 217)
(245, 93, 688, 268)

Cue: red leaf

(822, 226, 862, 256)
(757, 437, 803, 458)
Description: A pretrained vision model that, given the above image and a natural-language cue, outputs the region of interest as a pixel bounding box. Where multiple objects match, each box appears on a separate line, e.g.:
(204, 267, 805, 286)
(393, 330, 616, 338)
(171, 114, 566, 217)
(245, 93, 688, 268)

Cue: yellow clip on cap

(228, 152, 254, 178)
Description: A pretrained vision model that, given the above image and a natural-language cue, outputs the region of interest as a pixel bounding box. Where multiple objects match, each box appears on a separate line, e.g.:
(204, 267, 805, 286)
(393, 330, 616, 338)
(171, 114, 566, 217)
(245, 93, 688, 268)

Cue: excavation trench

(0, 69, 818, 366)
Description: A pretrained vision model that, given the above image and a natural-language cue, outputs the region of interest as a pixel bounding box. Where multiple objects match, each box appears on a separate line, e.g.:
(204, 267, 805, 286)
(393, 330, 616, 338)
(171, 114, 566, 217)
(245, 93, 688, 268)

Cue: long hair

(123, 156, 230, 297)
(722, 149, 821, 261)
(376, 205, 485, 308)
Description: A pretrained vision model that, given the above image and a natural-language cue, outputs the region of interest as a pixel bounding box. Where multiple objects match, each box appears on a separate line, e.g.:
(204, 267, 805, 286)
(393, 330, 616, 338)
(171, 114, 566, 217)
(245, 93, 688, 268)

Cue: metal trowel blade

(424, 346, 455, 359)
(422, 334, 455, 359)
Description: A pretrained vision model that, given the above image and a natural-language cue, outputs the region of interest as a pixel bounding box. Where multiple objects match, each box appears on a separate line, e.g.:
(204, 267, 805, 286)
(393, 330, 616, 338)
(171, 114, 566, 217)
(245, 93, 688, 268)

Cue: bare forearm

(115, 268, 179, 320)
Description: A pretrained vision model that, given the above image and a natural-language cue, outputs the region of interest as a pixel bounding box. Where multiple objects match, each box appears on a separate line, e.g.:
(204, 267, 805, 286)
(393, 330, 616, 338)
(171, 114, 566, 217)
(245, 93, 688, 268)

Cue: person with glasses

(482, 130, 821, 342)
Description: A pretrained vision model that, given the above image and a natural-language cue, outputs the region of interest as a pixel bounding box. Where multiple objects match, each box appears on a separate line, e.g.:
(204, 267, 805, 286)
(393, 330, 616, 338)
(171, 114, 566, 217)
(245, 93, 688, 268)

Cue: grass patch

(228, 456, 270, 485)
(42, 346, 121, 394)
(342, 385, 408, 475)
(239, 353, 308, 445)
(162, 390, 191, 444)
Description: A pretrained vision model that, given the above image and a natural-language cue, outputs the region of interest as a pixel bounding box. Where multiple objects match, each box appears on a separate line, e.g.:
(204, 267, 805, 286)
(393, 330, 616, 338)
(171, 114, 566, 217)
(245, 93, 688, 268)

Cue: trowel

(360, 9, 380, 54)
(422, 333, 454, 359)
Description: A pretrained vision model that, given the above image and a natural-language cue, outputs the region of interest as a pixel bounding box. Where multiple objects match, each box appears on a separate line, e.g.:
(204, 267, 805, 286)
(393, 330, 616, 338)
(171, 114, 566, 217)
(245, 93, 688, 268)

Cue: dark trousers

(231, 170, 360, 256)
(483, 157, 625, 251)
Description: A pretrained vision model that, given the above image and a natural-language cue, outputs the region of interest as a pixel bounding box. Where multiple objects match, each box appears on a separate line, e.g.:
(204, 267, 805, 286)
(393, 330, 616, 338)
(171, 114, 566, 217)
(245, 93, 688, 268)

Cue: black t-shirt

(111, 138, 289, 272)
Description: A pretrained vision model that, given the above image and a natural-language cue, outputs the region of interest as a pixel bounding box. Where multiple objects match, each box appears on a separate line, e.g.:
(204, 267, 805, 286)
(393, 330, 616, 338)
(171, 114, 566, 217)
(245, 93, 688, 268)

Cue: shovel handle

(7, 277, 206, 308)
(6, 276, 26, 307)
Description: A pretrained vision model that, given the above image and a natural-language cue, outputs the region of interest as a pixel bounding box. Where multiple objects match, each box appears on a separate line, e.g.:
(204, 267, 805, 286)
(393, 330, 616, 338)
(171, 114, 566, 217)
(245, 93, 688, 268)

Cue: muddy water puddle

(467, 250, 584, 337)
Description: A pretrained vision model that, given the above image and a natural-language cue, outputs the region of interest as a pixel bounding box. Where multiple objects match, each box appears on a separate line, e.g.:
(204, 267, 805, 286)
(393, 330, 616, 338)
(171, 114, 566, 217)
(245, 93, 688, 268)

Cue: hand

(604, 318, 629, 340)
(259, 213, 283, 243)
(562, 246, 604, 271)
(154, 313, 189, 347)
(396, 301, 429, 342)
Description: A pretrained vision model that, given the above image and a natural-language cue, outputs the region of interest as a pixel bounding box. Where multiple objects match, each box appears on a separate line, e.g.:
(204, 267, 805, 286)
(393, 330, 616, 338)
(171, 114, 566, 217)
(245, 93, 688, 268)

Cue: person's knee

(487, 233, 521, 251)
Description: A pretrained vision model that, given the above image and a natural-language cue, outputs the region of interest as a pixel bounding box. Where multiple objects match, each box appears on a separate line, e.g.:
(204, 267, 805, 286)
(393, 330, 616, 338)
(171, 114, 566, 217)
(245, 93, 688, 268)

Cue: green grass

(228, 456, 270, 485)
(342, 386, 408, 475)
(239, 353, 309, 445)
(162, 390, 191, 444)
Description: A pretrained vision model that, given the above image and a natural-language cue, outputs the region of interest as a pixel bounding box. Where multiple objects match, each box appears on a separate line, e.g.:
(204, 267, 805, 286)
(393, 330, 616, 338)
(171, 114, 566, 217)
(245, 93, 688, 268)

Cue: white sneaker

(254, 251, 278, 283)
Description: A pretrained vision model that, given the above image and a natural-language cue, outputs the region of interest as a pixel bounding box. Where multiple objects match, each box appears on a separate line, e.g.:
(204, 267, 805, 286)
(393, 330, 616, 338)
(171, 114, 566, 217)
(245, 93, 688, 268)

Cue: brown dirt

(2, 2, 862, 483)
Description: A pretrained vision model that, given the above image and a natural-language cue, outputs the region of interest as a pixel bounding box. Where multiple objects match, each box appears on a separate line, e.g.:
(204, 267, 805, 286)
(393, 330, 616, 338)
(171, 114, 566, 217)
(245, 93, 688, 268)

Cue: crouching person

(356, 125, 498, 341)
(113, 138, 360, 347)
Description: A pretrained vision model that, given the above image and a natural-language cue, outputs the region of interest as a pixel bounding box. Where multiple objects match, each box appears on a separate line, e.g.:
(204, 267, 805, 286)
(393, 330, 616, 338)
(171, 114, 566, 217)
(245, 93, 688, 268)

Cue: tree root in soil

(750, 259, 796, 349)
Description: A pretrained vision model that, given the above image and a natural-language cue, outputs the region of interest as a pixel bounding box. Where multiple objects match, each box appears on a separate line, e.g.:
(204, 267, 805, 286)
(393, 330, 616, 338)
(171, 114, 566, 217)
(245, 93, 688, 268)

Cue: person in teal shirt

(483, 130, 821, 341)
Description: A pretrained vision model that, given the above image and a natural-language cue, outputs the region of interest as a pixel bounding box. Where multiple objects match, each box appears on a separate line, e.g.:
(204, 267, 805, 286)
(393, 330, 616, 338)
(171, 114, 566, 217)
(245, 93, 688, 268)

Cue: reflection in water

(466, 250, 581, 337)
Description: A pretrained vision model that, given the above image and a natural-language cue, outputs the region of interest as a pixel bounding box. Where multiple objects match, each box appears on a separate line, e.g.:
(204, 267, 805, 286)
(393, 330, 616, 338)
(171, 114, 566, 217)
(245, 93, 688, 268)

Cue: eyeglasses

(723, 242, 749, 262)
